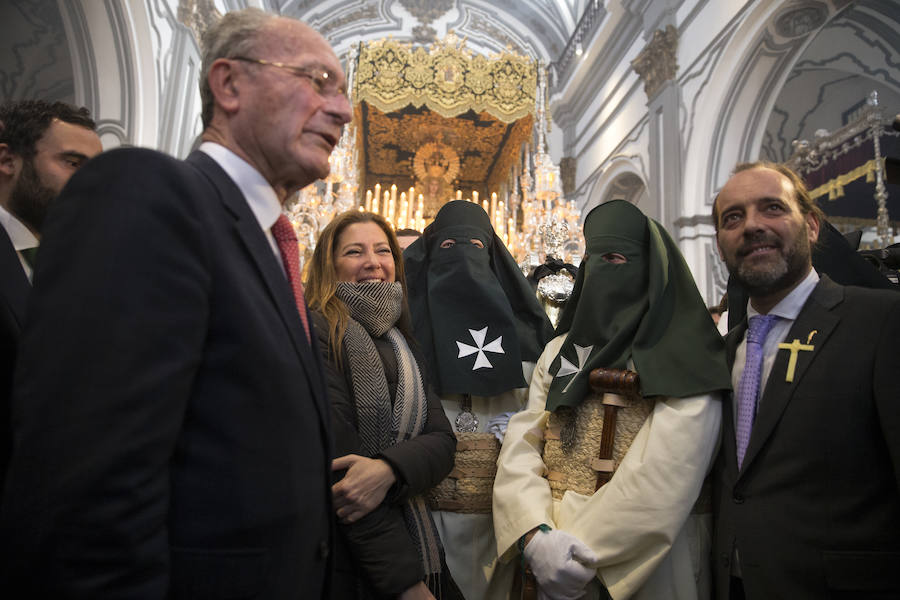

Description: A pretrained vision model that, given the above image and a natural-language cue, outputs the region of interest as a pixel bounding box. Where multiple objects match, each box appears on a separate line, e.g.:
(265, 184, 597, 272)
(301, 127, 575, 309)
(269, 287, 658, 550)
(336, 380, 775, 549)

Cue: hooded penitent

(545, 199, 731, 411)
(405, 201, 554, 397)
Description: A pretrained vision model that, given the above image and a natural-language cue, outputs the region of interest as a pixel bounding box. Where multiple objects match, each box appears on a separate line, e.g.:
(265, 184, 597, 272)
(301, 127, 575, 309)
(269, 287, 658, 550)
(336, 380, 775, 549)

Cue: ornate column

(631, 25, 681, 232)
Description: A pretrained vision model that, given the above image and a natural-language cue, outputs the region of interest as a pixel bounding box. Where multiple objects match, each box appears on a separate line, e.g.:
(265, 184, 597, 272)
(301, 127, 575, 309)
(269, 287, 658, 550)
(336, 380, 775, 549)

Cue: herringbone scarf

(335, 281, 443, 578)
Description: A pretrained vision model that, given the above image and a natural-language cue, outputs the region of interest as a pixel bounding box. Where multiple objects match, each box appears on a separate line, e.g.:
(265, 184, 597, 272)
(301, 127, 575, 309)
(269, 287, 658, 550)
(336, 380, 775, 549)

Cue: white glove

(486, 411, 516, 442)
(523, 529, 600, 600)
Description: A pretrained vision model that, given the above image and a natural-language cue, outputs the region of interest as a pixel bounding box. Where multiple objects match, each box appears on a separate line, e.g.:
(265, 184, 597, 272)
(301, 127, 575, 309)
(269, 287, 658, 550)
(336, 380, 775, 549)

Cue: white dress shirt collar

(197, 142, 282, 232)
(746, 268, 820, 322)
(0, 204, 38, 252)
(0, 204, 38, 280)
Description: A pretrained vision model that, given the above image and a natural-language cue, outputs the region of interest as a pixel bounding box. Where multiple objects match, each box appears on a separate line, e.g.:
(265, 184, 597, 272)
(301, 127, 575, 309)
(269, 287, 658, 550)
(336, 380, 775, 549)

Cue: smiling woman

(334, 221, 396, 283)
(304, 211, 464, 600)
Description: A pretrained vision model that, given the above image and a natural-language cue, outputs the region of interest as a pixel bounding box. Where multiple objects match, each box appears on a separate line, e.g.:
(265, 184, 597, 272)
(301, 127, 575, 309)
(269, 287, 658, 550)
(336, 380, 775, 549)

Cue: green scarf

(405, 201, 554, 396)
(546, 200, 731, 411)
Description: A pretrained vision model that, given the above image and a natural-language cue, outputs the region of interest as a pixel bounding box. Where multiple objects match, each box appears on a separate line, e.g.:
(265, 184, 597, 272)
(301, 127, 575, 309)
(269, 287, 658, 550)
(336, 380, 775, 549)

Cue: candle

(399, 193, 408, 229)
(365, 190, 373, 213)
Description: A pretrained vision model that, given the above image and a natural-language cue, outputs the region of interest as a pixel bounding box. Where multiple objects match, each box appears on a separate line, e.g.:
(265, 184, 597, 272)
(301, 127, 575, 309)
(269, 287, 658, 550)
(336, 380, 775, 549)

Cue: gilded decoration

(359, 102, 533, 205)
(288, 35, 582, 268)
(631, 25, 678, 99)
(808, 158, 884, 201)
(414, 142, 460, 215)
(355, 36, 536, 123)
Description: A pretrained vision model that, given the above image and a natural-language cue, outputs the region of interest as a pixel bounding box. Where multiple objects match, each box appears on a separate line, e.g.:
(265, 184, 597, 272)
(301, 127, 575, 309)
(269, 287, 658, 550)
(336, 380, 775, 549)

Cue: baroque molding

(177, 0, 220, 43)
(396, 0, 454, 25)
(773, 3, 827, 39)
(631, 24, 678, 99)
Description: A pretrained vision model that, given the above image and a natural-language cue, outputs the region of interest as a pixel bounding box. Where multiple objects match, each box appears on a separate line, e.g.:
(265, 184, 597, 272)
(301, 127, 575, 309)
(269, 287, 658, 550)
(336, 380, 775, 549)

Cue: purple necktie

(735, 314, 778, 469)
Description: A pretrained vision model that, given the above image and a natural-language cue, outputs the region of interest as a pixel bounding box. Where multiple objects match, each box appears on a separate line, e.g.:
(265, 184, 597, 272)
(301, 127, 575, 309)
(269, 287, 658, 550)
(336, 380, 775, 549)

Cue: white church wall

(58, 0, 201, 155)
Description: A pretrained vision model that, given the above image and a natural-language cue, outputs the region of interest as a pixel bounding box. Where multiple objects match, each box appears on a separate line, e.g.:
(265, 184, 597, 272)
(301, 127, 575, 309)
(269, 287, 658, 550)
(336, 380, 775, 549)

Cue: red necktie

(271, 214, 311, 343)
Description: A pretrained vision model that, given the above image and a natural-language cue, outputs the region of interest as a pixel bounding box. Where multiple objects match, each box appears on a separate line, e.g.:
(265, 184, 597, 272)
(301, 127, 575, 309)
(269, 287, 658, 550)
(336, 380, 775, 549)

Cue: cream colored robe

(492, 335, 721, 600)
(434, 364, 534, 600)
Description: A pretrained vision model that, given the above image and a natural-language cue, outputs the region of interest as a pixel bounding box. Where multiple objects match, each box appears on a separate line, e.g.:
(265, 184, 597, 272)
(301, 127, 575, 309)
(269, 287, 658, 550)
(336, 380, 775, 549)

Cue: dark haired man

(396, 227, 421, 250)
(712, 162, 900, 599)
(0, 99, 100, 491)
(1, 8, 350, 598)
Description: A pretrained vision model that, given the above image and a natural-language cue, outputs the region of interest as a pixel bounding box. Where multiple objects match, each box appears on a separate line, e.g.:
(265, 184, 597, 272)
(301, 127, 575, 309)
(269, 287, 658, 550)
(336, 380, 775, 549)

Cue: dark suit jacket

(0, 148, 333, 599)
(0, 226, 29, 496)
(714, 275, 900, 599)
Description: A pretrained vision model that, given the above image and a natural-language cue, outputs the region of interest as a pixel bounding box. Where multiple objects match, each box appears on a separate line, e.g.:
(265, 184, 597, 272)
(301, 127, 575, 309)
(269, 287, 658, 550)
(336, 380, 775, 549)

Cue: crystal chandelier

(512, 63, 583, 273)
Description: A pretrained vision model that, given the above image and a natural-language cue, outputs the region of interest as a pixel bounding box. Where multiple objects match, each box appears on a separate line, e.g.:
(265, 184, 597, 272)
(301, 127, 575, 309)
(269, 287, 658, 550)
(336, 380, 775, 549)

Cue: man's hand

(398, 581, 436, 600)
(523, 529, 600, 600)
(331, 454, 397, 523)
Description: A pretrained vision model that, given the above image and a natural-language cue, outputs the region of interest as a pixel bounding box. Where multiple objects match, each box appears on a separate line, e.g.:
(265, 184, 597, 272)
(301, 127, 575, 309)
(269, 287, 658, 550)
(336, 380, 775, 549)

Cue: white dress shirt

(0, 204, 39, 281)
(198, 142, 285, 268)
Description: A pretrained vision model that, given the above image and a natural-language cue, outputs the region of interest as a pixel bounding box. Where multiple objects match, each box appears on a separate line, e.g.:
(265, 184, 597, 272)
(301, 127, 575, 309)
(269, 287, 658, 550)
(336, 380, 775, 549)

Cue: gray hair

(199, 8, 275, 129)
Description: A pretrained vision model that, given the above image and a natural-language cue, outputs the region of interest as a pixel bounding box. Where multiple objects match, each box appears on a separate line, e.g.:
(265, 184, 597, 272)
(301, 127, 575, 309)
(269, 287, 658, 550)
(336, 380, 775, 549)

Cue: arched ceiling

(762, 0, 900, 161)
(273, 0, 583, 61)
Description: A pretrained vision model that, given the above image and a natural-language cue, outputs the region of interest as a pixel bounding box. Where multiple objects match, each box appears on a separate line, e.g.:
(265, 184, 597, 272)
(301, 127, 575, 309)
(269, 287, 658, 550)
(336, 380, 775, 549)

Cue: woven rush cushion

(543, 393, 653, 500)
(428, 432, 500, 513)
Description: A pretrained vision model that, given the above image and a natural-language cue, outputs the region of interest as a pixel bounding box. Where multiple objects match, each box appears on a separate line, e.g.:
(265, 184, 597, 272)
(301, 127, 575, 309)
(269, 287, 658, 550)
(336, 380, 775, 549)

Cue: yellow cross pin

(777, 338, 815, 382)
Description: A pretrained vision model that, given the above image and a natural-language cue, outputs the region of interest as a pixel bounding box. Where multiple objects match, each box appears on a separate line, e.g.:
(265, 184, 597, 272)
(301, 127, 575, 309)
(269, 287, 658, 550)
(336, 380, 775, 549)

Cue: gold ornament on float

(413, 142, 460, 217)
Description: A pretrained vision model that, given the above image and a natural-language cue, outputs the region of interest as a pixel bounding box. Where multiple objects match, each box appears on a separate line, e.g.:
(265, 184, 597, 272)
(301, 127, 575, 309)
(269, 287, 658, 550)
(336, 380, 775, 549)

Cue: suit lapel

(185, 152, 327, 407)
(0, 225, 30, 329)
(722, 320, 746, 477)
(738, 277, 843, 475)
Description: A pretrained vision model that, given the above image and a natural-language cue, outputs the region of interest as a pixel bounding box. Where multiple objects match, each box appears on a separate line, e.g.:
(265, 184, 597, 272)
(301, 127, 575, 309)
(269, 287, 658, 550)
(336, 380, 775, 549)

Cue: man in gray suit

(1, 9, 351, 598)
(712, 161, 900, 599)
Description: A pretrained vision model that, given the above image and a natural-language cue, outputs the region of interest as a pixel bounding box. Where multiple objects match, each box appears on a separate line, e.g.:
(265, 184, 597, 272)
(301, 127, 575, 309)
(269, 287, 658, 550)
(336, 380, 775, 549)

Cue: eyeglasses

(232, 57, 348, 99)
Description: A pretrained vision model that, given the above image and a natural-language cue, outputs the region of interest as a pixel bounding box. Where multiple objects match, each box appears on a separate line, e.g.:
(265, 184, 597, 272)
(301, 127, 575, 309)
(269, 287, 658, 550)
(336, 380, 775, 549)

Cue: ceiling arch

(762, 0, 900, 161)
(275, 0, 581, 61)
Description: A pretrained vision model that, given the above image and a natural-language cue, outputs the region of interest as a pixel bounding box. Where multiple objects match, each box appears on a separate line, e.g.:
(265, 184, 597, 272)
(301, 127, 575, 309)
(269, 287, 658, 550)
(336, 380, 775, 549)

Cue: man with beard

(0, 99, 101, 492)
(712, 161, 900, 599)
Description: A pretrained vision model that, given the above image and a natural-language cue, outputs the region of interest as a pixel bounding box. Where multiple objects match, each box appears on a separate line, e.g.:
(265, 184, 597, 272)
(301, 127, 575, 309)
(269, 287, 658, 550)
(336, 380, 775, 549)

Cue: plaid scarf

(335, 281, 444, 578)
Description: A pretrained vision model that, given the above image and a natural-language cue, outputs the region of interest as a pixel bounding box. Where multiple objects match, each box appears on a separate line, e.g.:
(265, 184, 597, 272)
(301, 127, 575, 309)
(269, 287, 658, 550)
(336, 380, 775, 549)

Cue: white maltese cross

(457, 326, 505, 370)
(556, 344, 594, 392)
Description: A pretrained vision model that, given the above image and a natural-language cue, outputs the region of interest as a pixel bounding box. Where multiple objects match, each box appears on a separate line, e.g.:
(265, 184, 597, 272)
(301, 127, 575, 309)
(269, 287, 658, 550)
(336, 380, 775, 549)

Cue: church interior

(2, 0, 898, 304)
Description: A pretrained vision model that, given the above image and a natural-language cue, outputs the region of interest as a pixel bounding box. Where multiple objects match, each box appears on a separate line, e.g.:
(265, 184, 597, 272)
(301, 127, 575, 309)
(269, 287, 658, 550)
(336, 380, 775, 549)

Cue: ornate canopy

(353, 35, 538, 219)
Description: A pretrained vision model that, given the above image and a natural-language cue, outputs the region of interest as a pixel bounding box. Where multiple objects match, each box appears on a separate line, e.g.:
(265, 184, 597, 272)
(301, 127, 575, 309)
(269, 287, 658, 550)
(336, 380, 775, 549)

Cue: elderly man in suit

(0, 100, 101, 493)
(712, 161, 900, 600)
(0, 8, 351, 598)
